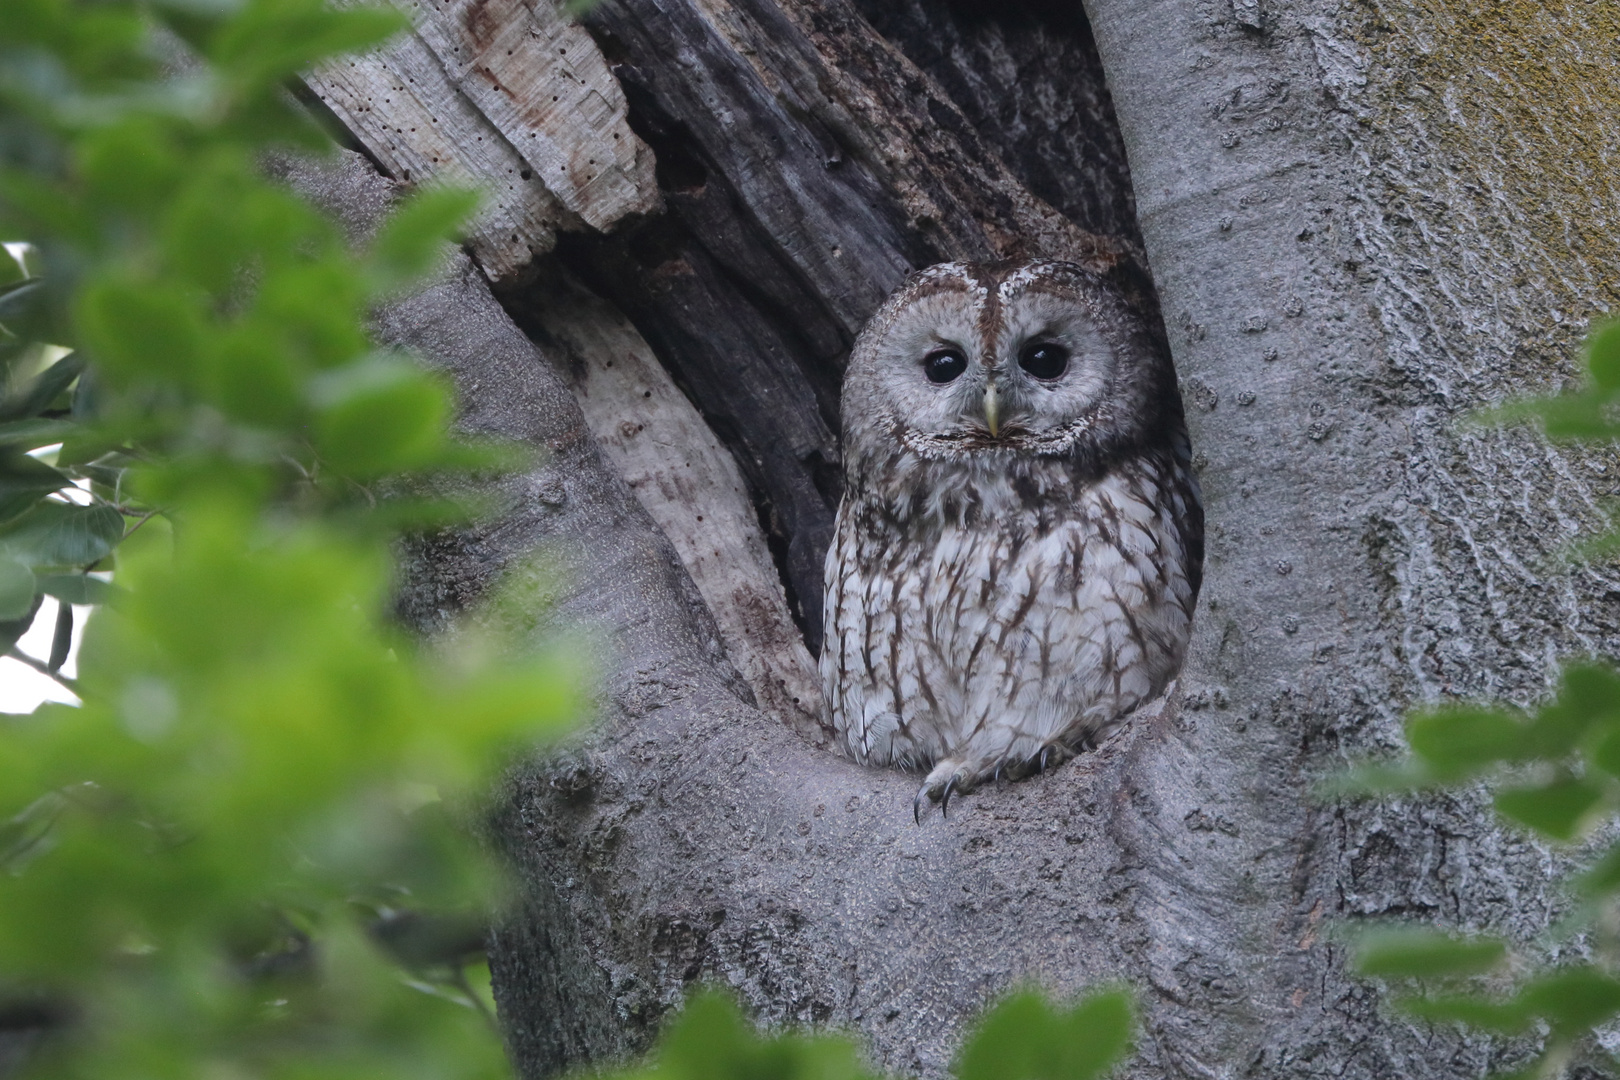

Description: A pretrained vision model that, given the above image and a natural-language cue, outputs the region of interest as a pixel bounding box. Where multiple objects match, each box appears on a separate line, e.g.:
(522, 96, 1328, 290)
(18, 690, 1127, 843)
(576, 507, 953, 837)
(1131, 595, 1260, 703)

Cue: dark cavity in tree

(492, 0, 1143, 661)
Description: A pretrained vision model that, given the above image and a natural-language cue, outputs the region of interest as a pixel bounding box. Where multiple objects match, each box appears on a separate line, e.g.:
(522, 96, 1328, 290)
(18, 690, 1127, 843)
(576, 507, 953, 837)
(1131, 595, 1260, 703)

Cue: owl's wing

(820, 503, 935, 771)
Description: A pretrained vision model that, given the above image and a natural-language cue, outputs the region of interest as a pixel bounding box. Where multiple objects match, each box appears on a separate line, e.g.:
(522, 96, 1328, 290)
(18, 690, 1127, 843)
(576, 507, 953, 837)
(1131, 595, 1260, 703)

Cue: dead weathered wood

(306, 0, 658, 281)
(400, 0, 656, 230)
(307, 30, 570, 280)
(504, 264, 827, 743)
(306, 0, 829, 735)
(850, 0, 1143, 252)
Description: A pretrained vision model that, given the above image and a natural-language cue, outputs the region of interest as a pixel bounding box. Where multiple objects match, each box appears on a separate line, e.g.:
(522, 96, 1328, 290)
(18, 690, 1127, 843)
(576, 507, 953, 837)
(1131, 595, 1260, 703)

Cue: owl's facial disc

(866, 301, 1118, 452)
(855, 283, 1003, 444)
(983, 289, 1120, 443)
(843, 261, 1167, 477)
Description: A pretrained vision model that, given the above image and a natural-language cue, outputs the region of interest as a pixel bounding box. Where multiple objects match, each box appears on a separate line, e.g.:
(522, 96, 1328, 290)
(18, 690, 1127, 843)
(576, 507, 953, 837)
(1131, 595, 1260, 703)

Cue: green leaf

(0, 790, 69, 873)
(35, 573, 115, 606)
(249, 258, 369, 370)
(1055, 991, 1135, 1080)
(1535, 392, 1617, 442)
(1535, 663, 1620, 760)
(957, 992, 1055, 1080)
(53, 432, 129, 469)
(211, 4, 407, 86)
(1494, 776, 1605, 841)
(0, 351, 85, 422)
(649, 991, 754, 1073)
(0, 592, 42, 655)
(1575, 840, 1620, 897)
(0, 245, 28, 289)
(0, 554, 37, 620)
(209, 327, 303, 426)
(1395, 993, 1532, 1033)
(0, 0, 593, 1074)
(310, 356, 448, 477)
(1405, 706, 1525, 776)
(1590, 728, 1620, 779)
(76, 278, 203, 383)
(0, 452, 73, 524)
(1352, 928, 1507, 979)
(1522, 968, 1620, 1032)
(956, 988, 1135, 1080)
(0, 501, 125, 568)
(46, 600, 70, 672)
(1587, 320, 1620, 390)
(0, 279, 36, 304)
(0, 279, 45, 333)
(1318, 759, 1441, 796)
(370, 187, 480, 291)
(651, 991, 878, 1080)
(161, 161, 261, 293)
(0, 418, 76, 449)
(78, 117, 184, 216)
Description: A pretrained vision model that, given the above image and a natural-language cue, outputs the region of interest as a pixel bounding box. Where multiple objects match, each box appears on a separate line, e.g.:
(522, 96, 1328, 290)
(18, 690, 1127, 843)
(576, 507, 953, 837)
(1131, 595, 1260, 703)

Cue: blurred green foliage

(0, 3, 1142, 1079)
(0, 0, 579, 1076)
(953, 988, 1134, 1080)
(1342, 323, 1620, 1078)
(602, 988, 1135, 1080)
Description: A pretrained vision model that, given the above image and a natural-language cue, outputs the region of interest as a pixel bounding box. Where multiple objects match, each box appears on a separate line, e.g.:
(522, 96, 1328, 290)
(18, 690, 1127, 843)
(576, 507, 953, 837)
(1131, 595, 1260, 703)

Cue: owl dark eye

(923, 348, 968, 384)
(1018, 341, 1070, 380)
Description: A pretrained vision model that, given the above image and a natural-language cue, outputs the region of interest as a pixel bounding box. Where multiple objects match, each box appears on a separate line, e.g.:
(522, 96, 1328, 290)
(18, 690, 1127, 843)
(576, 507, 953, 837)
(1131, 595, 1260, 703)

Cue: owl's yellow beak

(983, 380, 1001, 438)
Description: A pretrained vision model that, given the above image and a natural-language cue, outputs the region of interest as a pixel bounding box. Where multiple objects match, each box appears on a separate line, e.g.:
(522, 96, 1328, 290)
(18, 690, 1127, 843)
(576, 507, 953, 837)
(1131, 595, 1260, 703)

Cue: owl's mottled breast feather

(820, 258, 1203, 795)
(822, 445, 1202, 772)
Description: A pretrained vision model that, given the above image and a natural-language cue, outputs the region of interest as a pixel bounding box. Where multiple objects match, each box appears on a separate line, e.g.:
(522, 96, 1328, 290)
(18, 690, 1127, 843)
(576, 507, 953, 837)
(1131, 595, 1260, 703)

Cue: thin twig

(115, 508, 162, 535)
(450, 963, 498, 1029)
(5, 648, 78, 693)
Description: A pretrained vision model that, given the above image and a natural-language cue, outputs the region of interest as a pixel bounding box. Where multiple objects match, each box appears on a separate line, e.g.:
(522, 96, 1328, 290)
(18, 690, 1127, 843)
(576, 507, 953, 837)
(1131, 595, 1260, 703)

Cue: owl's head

(841, 260, 1178, 474)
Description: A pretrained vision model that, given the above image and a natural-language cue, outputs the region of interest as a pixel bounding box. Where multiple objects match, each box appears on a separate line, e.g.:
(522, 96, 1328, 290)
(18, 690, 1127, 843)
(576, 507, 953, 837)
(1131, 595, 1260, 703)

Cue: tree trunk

(298, 0, 1620, 1076)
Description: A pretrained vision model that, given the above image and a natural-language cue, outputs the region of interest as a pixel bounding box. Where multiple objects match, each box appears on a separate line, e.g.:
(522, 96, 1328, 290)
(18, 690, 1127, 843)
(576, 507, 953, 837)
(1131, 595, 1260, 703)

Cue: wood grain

(511, 265, 829, 743)
(306, 0, 658, 281)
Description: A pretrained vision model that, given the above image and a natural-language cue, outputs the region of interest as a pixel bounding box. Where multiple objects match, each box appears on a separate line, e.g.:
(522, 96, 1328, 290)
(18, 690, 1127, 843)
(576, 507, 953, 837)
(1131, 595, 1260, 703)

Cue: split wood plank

(520, 268, 830, 742)
(306, 0, 658, 281)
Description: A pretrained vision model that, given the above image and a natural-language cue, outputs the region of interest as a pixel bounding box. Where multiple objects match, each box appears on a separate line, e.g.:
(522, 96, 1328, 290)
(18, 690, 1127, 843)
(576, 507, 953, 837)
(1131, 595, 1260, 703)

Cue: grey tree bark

(297, 1, 1620, 1077)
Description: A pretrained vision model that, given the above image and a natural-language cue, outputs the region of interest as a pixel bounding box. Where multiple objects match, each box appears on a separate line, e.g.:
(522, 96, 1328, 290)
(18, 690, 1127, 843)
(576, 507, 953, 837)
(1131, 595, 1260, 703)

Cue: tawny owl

(820, 260, 1203, 821)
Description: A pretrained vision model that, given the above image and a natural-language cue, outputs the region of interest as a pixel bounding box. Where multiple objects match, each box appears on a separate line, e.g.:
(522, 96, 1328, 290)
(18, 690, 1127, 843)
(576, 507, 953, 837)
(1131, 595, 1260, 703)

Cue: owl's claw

(1039, 746, 1052, 774)
(913, 770, 960, 824)
(914, 760, 987, 823)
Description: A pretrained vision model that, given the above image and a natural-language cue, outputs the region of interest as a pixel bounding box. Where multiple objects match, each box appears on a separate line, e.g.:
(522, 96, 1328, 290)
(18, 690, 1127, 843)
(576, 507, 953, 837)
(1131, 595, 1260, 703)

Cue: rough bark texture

(1073, 1, 1620, 1073)
(301, 1, 1620, 1078)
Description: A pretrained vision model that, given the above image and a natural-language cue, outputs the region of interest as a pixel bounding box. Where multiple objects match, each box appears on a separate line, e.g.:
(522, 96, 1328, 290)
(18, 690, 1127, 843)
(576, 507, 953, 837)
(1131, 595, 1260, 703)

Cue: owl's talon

(1039, 746, 1051, 774)
(913, 787, 928, 825)
(940, 776, 958, 817)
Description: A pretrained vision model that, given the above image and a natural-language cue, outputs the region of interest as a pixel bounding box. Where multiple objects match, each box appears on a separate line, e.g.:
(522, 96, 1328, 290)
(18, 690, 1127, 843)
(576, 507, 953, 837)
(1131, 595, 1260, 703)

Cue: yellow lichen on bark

(1353, 0, 1620, 358)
